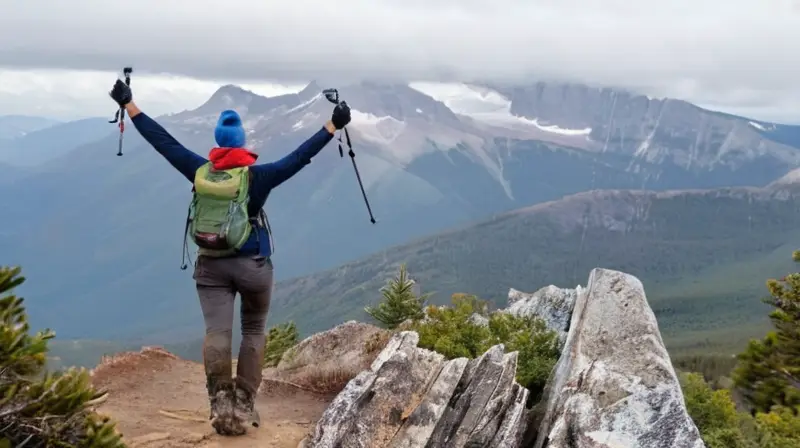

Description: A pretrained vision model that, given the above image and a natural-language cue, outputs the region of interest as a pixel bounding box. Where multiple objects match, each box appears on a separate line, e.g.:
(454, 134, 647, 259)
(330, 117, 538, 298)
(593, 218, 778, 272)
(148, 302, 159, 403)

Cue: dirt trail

(92, 348, 331, 448)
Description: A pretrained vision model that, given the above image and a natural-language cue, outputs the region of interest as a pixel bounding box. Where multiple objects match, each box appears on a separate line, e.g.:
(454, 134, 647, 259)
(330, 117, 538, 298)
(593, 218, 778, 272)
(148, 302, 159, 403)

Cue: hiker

(108, 79, 350, 435)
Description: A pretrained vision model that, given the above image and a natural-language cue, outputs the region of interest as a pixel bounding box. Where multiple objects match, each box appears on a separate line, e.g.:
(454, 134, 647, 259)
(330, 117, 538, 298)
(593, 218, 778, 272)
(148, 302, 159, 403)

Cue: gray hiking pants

(193, 254, 273, 397)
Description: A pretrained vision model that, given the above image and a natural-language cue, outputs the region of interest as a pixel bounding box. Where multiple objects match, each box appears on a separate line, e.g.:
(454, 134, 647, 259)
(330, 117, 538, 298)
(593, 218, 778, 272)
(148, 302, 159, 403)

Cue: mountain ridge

(3, 78, 799, 345)
(265, 178, 800, 354)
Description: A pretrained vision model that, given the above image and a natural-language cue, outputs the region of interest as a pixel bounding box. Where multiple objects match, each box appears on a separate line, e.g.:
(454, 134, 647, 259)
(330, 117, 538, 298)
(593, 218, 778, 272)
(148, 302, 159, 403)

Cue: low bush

(412, 293, 560, 402)
(263, 321, 300, 368)
(0, 266, 126, 448)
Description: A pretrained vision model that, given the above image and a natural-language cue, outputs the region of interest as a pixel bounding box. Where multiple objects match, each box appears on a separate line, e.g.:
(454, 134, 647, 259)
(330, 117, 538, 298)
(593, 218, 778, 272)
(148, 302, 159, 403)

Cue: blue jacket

(131, 112, 334, 258)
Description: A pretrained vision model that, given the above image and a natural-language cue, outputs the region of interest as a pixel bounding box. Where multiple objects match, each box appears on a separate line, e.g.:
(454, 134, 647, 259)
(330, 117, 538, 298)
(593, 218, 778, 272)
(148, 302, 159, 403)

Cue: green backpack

(186, 162, 254, 258)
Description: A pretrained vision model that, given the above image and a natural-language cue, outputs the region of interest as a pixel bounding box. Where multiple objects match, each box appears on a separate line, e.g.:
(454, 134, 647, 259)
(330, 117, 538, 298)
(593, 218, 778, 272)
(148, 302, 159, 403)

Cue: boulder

(507, 285, 580, 347)
(531, 268, 705, 448)
(305, 332, 529, 448)
(262, 321, 390, 395)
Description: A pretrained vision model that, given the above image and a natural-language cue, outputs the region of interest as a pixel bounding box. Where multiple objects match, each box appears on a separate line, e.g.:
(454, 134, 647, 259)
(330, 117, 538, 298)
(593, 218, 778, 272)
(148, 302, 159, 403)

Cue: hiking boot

(209, 383, 246, 436)
(233, 386, 261, 429)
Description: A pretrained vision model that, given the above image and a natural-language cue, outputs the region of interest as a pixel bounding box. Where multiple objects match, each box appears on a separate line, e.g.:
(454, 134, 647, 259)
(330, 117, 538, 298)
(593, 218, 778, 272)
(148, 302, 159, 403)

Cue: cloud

(1, 0, 799, 122)
(0, 69, 305, 120)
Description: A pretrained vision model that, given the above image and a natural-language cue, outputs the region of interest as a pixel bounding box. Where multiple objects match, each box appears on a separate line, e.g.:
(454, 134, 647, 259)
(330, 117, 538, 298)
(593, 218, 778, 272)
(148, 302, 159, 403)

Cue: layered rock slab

(532, 268, 705, 448)
(304, 332, 529, 448)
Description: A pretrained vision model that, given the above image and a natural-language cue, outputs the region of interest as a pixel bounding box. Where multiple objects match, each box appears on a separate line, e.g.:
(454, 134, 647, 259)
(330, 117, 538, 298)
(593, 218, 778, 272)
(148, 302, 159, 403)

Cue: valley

(2, 80, 799, 369)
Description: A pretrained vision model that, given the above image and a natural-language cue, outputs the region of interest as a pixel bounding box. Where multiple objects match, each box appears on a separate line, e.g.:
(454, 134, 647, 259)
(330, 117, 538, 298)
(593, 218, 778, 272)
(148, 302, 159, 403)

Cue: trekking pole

(109, 67, 133, 156)
(322, 88, 377, 224)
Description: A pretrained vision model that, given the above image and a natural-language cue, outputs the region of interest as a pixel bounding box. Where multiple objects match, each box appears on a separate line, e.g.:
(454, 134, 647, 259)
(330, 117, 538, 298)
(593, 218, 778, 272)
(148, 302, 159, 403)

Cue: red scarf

(208, 147, 258, 170)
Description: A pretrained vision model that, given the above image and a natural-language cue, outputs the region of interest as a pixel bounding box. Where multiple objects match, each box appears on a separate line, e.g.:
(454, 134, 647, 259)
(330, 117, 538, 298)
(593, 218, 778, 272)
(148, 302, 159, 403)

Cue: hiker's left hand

(109, 79, 132, 107)
(331, 101, 351, 130)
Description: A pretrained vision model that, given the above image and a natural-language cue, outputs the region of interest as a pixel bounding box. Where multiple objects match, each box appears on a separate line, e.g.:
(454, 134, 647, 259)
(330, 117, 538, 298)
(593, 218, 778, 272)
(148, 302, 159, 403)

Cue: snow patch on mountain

(770, 167, 800, 187)
(749, 121, 777, 132)
(285, 93, 322, 115)
(349, 110, 406, 145)
(409, 82, 592, 136)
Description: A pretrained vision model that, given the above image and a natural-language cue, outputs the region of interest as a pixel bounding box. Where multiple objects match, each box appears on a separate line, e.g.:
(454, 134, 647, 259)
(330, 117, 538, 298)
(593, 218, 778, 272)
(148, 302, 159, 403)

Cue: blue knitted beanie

(214, 110, 246, 148)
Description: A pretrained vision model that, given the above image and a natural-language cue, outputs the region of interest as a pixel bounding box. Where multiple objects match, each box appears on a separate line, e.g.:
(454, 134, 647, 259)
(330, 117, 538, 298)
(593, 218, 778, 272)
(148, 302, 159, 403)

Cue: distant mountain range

(0, 117, 112, 167)
(47, 173, 800, 368)
(0, 115, 60, 139)
(2, 79, 799, 345)
(268, 172, 800, 354)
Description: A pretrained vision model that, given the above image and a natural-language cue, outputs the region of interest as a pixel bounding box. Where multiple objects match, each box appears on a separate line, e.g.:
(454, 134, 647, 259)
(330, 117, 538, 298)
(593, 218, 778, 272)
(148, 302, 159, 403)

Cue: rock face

(507, 285, 580, 347)
(531, 268, 705, 448)
(262, 321, 390, 395)
(304, 332, 529, 448)
(493, 81, 800, 170)
(304, 268, 704, 447)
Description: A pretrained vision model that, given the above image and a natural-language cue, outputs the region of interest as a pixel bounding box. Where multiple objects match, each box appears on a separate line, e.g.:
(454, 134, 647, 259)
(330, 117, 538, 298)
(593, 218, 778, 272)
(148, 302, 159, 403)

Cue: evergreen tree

(733, 251, 800, 413)
(0, 266, 126, 447)
(364, 264, 430, 329)
(263, 321, 300, 367)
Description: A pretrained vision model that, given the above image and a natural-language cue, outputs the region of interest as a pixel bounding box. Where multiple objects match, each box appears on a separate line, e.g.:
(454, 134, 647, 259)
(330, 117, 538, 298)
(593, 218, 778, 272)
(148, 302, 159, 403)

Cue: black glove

(331, 101, 351, 130)
(109, 79, 132, 107)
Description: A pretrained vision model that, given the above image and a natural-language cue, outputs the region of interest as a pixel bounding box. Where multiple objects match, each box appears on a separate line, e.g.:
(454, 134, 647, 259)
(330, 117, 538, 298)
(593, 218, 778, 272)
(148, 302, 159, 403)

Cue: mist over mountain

(2, 79, 799, 344)
(0, 115, 60, 139)
(0, 117, 111, 167)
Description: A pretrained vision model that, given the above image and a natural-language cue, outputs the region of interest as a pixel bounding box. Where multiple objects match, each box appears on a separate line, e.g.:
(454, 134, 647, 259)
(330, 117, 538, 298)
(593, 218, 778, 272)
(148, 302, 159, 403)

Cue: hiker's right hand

(331, 101, 351, 130)
(109, 79, 132, 107)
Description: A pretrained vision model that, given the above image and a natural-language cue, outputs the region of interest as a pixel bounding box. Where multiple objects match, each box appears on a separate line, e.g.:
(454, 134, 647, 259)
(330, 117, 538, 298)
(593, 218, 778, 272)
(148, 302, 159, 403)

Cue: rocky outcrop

(262, 321, 391, 395)
(305, 268, 703, 447)
(507, 285, 581, 347)
(530, 268, 704, 448)
(303, 332, 528, 448)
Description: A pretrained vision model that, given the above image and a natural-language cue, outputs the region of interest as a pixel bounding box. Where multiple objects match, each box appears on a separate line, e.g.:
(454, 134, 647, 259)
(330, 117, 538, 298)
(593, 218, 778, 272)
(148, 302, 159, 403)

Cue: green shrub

(263, 321, 300, 368)
(681, 250, 800, 448)
(754, 406, 800, 448)
(0, 266, 126, 448)
(365, 264, 430, 329)
(493, 312, 560, 401)
(733, 251, 800, 413)
(412, 293, 560, 401)
(680, 372, 753, 448)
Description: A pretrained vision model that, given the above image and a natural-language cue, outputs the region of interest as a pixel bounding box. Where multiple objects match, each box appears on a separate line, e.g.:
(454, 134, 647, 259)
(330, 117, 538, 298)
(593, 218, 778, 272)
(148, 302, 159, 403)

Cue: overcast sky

(1, 0, 799, 123)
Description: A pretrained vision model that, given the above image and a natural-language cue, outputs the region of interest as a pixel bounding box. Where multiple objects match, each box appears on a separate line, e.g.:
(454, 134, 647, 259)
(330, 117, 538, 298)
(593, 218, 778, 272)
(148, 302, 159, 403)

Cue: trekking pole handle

(116, 67, 133, 156)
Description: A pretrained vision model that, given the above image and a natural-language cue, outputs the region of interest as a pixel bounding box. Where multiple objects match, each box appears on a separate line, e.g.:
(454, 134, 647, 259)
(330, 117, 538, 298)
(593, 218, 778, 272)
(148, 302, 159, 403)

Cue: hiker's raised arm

(254, 104, 351, 189)
(127, 103, 207, 181)
(108, 79, 206, 182)
(255, 124, 335, 189)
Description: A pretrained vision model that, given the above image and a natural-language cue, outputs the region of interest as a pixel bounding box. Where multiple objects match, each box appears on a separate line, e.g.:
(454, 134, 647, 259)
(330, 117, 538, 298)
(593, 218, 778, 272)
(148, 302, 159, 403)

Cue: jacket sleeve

(131, 112, 208, 182)
(252, 127, 334, 189)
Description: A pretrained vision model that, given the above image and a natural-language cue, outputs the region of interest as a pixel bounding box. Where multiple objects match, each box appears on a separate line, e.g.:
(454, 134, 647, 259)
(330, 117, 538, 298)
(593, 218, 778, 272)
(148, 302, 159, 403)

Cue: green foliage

(680, 372, 753, 448)
(733, 251, 800, 413)
(364, 264, 430, 329)
(0, 266, 126, 447)
(412, 293, 560, 401)
(754, 406, 800, 448)
(413, 294, 491, 359)
(263, 321, 300, 368)
(680, 371, 800, 448)
(679, 251, 800, 448)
